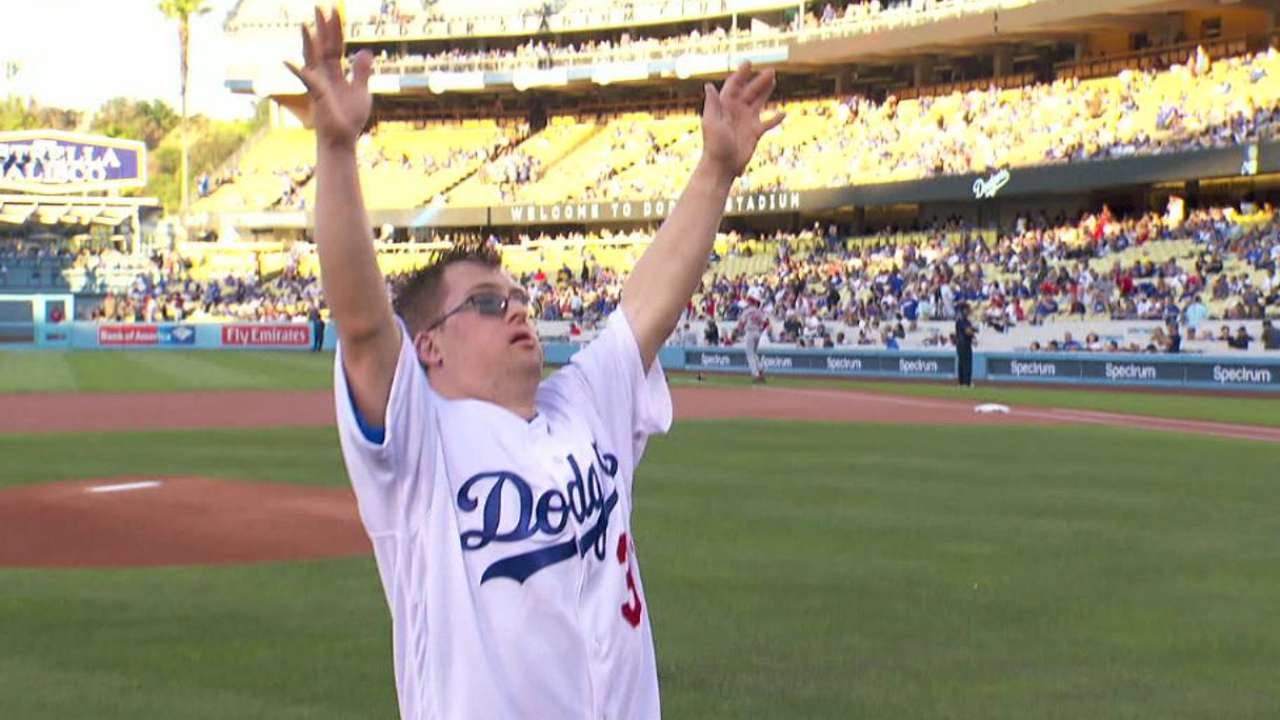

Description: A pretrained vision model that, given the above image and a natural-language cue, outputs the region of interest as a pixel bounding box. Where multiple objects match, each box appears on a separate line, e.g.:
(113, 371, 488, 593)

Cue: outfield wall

(12, 321, 337, 351)
(670, 346, 1280, 392)
(543, 343, 1280, 393)
(7, 321, 1279, 392)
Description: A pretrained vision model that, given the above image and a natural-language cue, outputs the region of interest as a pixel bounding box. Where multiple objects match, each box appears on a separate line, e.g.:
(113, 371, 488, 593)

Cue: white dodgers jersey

(334, 309, 672, 720)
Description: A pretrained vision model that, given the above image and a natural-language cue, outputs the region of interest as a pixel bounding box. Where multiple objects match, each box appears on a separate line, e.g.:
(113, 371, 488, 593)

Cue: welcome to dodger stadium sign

(0, 130, 146, 194)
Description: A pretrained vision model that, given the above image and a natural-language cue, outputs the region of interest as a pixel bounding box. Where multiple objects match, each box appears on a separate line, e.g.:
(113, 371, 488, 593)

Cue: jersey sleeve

(333, 317, 435, 534)
(540, 309, 673, 477)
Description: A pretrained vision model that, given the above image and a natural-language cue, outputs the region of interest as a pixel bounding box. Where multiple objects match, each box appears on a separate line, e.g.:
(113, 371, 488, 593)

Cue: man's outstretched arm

(287, 8, 399, 425)
(621, 63, 783, 370)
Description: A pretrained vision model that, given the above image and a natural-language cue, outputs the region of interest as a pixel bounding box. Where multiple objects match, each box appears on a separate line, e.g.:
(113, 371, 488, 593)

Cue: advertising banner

(492, 191, 803, 225)
(0, 130, 146, 194)
(220, 324, 310, 347)
(97, 324, 197, 347)
(1184, 362, 1280, 387)
(986, 354, 1280, 389)
(683, 349, 955, 377)
(98, 324, 160, 346)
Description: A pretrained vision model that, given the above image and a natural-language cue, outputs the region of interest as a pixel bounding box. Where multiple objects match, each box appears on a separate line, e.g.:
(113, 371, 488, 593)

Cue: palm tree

(158, 0, 211, 220)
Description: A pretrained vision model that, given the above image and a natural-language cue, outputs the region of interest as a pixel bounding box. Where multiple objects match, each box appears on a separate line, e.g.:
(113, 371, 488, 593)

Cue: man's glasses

(425, 288, 530, 331)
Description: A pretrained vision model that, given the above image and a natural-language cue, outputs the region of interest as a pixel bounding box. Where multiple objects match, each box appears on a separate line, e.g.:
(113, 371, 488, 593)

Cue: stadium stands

(334, 0, 1034, 42)
(192, 128, 315, 213)
(194, 121, 523, 213)
(86, 203, 1279, 358)
(199, 46, 1280, 213)
(26, 0, 1274, 360)
(556, 47, 1280, 201)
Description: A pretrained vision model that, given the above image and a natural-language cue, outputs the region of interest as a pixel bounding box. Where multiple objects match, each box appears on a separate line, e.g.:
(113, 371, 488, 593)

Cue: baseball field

(2, 349, 1278, 719)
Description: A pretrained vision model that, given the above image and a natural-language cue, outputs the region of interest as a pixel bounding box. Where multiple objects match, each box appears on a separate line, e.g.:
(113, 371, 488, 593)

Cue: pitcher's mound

(0, 476, 371, 568)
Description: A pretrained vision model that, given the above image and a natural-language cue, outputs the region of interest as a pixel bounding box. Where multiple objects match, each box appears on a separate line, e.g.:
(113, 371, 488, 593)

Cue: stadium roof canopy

(0, 194, 154, 227)
(0, 130, 158, 239)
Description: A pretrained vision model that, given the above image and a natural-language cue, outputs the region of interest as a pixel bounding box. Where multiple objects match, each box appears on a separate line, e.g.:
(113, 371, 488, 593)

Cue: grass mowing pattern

(0, 559, 394, 719)
(2, 422, 1277, 718)
(0, 350, 334, 394)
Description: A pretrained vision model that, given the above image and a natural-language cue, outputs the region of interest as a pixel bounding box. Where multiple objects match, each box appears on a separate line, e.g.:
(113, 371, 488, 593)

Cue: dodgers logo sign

(0, 130, 146, 194)
(972, 168, 1010, 199)
(457, 445, 620, 584)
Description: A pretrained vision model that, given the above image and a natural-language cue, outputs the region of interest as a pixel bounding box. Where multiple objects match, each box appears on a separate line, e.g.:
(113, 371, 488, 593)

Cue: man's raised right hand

(285, 7, 373, 150)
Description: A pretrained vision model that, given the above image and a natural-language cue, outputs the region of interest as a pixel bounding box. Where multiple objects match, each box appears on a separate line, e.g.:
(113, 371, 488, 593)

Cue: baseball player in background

(736, 289, 770, 384)
(287, 8, 782, 719)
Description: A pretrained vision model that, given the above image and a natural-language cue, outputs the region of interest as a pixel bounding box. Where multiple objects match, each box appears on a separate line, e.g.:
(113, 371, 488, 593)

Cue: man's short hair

(393, 242, 503, 336)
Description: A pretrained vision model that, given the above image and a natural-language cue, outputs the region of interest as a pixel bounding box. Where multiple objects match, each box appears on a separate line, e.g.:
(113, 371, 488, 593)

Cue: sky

(0, 0, 257, 120)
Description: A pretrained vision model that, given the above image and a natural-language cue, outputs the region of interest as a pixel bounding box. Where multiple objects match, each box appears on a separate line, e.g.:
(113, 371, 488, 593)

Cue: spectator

(1165, 320, 1182, 353)
(954, 303, 975, 386)
(704, 319, 720, 346)
(1262, 319, 1279, 350)
(1228, 325, 1253, 349)
(309, 305, 326, 352)
(1184, 295, 1209, 338)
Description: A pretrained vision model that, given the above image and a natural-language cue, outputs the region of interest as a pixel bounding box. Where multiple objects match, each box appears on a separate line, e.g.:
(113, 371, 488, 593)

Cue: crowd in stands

(195, 169, 240, 200)
(0, 239, 71, 288)
(1021, 320, 1280, 354)
(347, 0, 1029, 56)
(77, 198, 1279, 353)
(369, 24, 780, 74)
(201, 42, 1280, 216)
(455, 203, 1278, 352)
(0, 238, 72, 263)
(409, 46, 1280, 207)
(230, 0, 785, 34)
(588, 47, 1280, 201)
(198, 164, 313, 211)
(88, 251, 324, 324)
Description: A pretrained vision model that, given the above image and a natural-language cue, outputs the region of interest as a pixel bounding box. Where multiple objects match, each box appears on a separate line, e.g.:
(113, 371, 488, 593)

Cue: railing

(364, 0, 1048, 76)
(370, 30, 788, 75)
(795, 0, 1040, 43)
(234, 0, 1041, 38)
(1054, 35, 1249, 81)
(349, 0, 1042, 50)
(891, 72, 1038, 101)
(346, 0, 795, 41)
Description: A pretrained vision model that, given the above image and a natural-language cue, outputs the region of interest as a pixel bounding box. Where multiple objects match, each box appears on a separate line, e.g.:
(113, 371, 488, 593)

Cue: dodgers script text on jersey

(458, 443, 621, 584)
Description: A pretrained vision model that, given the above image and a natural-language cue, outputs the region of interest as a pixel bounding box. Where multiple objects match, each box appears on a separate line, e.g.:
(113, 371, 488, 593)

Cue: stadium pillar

(913, 55, 935, 88)
(993, 45, 1013, 79)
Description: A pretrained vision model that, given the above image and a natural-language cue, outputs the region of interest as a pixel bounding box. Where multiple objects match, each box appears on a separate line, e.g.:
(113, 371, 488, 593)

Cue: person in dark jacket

(955, 303, 977, 386)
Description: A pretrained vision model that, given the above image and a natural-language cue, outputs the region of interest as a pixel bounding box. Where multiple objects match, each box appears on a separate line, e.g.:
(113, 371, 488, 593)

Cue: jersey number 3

(616, 533, 643, 628)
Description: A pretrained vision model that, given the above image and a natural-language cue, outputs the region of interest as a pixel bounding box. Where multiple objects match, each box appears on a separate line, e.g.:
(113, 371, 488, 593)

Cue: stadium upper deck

(194, 0, 1280, 254)
(198, 45, 1280, 220)
(226, 0, 1278, 99)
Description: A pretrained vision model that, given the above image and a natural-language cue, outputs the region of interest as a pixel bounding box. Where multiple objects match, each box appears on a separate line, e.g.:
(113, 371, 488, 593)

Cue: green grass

(0, 351, 334, 394)
(3, 349, 1278, 428)
(0, 427, 347, 489)
(3, 422, 1278, 718)
(0, 559, 395, 719)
